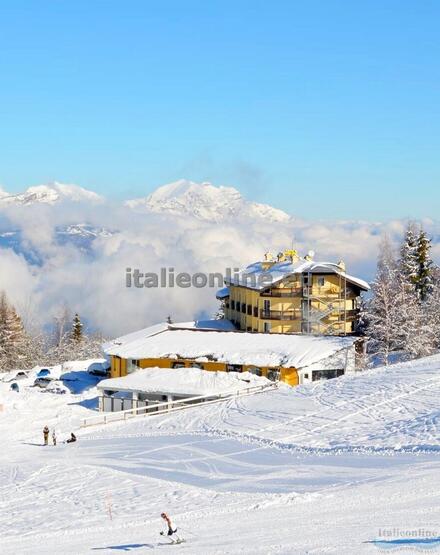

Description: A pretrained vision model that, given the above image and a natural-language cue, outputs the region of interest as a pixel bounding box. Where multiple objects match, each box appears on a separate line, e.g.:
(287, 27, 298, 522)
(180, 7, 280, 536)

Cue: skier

(160, 512, 183, 544)
(52, 430, 57, 446)
(43, 425, 49, 446)
(66, 432, 77, 443)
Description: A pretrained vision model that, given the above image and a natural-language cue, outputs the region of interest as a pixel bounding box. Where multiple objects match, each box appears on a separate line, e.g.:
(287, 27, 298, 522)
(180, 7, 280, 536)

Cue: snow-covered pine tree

(399, 222, 419, 289)
(0, 293, 8, 369)
(214, 300, 225, 320)
(0, 291, 34, 371)
(365, 236, 400, 365)
(393, 276, 434, 359)
(424, 267, 440, 349)
(70, 313, 83, 343)
(415, 229, 434, 301)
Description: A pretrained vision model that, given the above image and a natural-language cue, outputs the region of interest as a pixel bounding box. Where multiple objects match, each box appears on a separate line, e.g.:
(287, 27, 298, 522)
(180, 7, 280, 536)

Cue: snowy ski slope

(1, 355, 440, 553)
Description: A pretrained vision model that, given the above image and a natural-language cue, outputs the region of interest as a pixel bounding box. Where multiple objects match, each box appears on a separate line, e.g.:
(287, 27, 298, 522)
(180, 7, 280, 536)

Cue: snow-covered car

(1, 370, 29, 382)
(33, 377, 53, 388)
(36, 368, 51, 378)
(87, 361, 110, 377)
(46, 384, 67, 395)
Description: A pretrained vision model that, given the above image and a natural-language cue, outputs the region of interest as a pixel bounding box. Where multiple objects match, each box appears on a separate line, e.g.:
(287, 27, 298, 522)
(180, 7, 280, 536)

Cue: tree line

(362, 223, 439, 365)
(0, 294, 104, 372)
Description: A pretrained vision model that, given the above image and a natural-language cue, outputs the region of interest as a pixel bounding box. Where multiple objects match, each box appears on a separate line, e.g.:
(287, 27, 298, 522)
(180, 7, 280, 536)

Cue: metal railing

(260, 288, 302, 297)
(81, 382, 278, 428)
(260, 309, 302, 320)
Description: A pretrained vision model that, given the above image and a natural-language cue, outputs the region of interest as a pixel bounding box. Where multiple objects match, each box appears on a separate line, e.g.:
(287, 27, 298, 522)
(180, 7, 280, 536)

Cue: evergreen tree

(0, 291, 32, 371)
(70, 313, 83, 343)
(214, 300, 225, 320)
(415, 229, 434, 301)
(399, 222, 418, 287)
(393, 276, 434, 358)
(365, 237, 400, 365)
(425, 267, 440, 349)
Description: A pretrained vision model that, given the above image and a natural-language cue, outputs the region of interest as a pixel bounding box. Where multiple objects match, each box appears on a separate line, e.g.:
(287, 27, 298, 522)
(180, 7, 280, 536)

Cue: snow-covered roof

(98, 367, 269, 396)
(103, 320, 237, 354)
(103, 324, 357, 369)
(102, 322, 169, 353)
(216, 286, 230, 299)
(225, 259, 370, 291)
(169, 319, 236, 331)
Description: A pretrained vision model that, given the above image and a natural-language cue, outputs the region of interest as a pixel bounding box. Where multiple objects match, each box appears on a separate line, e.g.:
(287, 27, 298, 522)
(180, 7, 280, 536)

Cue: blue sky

(0, 1, 439, 220)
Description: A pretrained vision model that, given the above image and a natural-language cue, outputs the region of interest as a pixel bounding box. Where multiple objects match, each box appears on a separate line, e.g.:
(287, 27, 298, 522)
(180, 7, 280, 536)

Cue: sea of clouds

(0, 198, 439, 339)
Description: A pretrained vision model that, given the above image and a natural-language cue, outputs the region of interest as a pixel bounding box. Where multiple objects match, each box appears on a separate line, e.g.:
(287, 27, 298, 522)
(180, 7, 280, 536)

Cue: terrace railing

(81, 382, 278, 428)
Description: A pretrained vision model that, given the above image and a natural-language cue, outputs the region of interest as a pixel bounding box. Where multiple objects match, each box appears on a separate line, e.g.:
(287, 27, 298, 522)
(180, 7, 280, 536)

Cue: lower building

(103, 320, 360, 387)
(97, 366, 267, 412)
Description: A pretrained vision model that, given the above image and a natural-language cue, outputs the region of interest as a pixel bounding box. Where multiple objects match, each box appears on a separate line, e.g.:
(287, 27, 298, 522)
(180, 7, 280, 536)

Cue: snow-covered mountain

(0, 179, 291, 222)
(0, 182, 103, 206)
(126, 179, 291, 223)
(0, 224, 115, 264)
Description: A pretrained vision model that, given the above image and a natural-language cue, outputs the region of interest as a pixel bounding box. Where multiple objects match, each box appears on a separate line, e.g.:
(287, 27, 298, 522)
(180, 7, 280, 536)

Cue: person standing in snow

(43, 426, 49, 446)
(160, 512, 182, 543)
(52, 430, 57, 446)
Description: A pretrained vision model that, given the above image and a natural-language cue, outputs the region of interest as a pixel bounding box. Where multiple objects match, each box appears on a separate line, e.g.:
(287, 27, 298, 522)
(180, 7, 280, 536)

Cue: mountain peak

(0, 182, 104, 206)
(126, 179, 291, 223)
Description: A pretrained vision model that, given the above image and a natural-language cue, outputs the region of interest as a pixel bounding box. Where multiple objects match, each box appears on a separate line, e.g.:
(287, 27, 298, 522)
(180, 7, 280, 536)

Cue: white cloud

(0, 190, 439, 339)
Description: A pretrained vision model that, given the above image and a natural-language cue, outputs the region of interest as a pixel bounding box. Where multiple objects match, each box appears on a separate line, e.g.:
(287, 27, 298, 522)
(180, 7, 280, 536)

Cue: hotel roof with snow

(224, 259, 370, 291)
(103, 320, 358, 370)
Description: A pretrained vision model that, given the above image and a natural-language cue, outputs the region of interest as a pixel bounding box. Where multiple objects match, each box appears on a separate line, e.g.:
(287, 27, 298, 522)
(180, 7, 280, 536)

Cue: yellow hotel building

(218, 250, 369, 335)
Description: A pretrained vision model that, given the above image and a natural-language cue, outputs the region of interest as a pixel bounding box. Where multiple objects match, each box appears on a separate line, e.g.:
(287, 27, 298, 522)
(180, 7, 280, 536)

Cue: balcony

(260, 288, 302, 297)
(302, 286, 359, 300)
(260, 309, 302, 320)
(260, 308, 359, 321)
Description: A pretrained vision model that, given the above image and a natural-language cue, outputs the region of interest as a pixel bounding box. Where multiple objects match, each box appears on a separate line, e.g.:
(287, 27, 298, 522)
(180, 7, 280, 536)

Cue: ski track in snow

(2, 355, 440, 553)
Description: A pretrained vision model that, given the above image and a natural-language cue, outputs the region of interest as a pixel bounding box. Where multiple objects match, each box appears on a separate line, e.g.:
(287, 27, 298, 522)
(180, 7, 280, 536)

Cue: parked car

(1, 370, 29, 383)
(33, 377, 53, 388)
(87, 362, 110, 377)
(36, 368, 51, 378)
(46, 384, 67, 395)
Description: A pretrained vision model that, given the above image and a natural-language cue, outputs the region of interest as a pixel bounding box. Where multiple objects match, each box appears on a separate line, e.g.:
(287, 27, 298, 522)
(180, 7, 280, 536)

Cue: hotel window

(263, 322, 271, 333)
(267, 369, 280, 382)
(247, 304, 252, 315)
(241, 303, 246, 313)
(253, 306, 258, 317)
(231, 300, 235, 310)
(226, 364, 243, 373)
(171, 361, 186, 368)
(317, 276, 325, 287)
(248, 366, 262, 377)
(127, 359, 140, 373)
